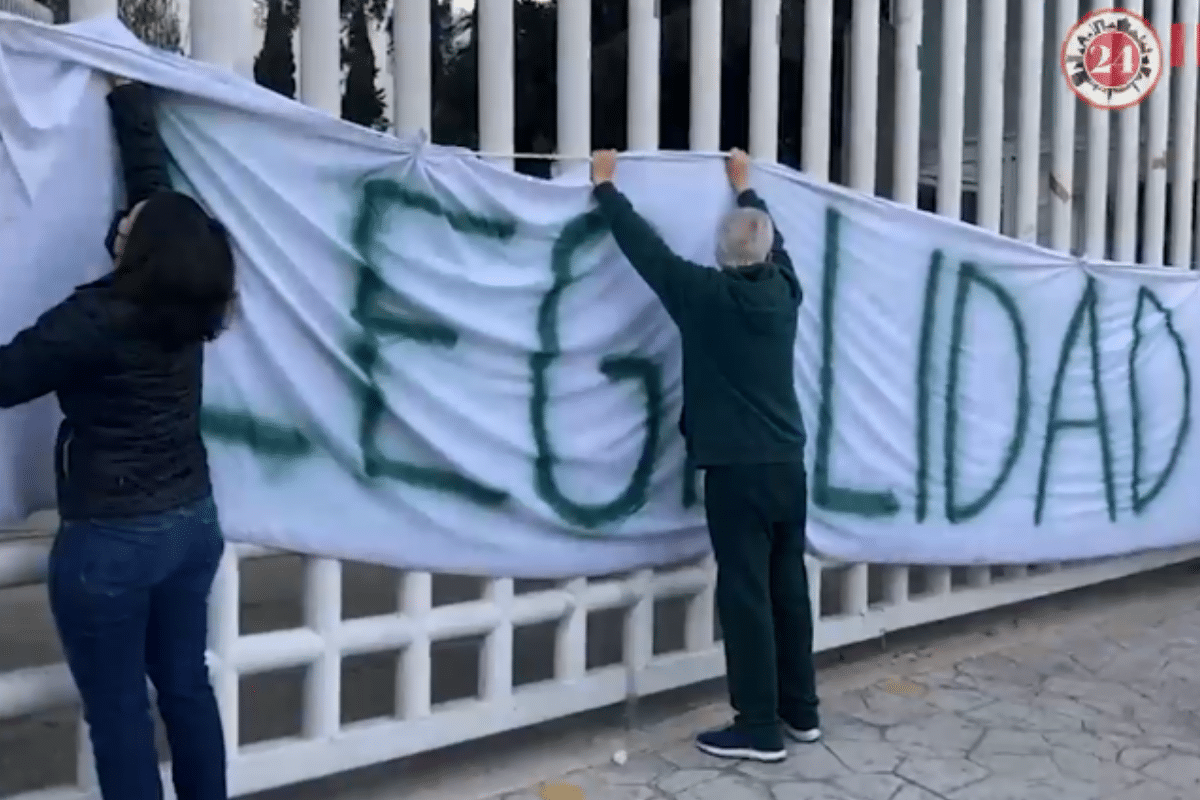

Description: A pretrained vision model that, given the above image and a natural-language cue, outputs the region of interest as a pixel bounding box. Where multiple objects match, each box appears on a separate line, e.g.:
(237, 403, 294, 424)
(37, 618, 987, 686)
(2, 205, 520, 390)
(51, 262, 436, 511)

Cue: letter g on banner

(530, 211, 664, 531)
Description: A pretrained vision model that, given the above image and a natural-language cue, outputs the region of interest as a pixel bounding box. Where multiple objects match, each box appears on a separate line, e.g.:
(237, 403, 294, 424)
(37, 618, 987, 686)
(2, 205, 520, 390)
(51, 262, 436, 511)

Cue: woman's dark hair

(112, 191, 236, 348)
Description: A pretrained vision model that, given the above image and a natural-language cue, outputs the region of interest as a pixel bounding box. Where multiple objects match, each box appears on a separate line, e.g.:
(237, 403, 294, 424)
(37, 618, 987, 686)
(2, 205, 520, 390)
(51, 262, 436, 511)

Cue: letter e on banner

(1061, 7, 1164, 110)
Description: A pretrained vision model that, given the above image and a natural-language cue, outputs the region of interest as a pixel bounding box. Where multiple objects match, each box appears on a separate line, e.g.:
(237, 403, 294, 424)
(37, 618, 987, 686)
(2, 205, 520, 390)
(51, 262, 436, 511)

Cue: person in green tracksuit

(589, 149, 819, 763)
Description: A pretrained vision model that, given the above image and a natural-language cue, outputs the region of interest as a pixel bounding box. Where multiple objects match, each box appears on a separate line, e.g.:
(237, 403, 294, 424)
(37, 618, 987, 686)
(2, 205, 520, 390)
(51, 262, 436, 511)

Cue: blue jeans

(48, 496, 228, 800)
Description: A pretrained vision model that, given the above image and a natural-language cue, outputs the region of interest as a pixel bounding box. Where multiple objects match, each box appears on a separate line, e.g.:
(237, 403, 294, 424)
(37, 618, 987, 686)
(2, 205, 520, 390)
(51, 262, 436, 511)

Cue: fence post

(749, 0, 781, 161)
(190, 0, 252, 77)
(689, 0, 721, 151)
(67, 0, 116, 22)
(557, 0, 591, 161)
(627, 0, 660, 151)
(299, 0, 341, 115)
(393, 0, 431, 136)
(477, 0, 514, 168)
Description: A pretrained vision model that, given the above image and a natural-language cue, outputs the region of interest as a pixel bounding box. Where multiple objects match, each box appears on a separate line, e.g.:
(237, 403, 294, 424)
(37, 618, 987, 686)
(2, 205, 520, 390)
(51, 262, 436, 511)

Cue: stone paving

(494, 588, 1200, 800)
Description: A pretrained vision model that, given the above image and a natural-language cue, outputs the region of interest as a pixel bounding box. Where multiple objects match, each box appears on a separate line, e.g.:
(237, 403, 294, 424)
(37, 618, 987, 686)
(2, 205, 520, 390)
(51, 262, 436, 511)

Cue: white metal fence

(0, 0, 49, 23)
(4, 0, 1200, 798)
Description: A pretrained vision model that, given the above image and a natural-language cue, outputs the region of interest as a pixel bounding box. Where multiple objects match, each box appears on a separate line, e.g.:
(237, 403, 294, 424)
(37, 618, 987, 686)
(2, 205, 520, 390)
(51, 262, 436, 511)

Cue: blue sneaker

(784, 723, 822, 743)
(695, 727, 787, 762)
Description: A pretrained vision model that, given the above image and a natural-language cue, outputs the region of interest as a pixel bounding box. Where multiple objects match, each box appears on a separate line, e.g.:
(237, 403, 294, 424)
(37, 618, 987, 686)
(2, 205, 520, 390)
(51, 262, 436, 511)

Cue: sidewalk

(488, 566, 1200, 800)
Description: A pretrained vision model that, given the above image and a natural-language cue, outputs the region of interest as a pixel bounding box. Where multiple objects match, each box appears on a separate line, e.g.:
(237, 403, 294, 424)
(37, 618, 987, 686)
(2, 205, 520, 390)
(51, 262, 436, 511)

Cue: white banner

(1, 16, 1196, 576)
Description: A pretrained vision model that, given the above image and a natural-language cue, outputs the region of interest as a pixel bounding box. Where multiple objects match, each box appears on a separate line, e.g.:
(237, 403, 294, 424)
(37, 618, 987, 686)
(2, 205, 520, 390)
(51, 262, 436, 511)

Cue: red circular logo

(1061, 8, 1164, 109)
(1084, 29, 1142, 88)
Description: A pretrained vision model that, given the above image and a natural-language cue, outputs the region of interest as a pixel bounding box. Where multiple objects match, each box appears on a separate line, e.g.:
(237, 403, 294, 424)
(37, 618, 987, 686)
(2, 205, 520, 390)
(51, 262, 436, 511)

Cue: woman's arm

(107, 81, 172, 205)
(0, 298, 109, 408)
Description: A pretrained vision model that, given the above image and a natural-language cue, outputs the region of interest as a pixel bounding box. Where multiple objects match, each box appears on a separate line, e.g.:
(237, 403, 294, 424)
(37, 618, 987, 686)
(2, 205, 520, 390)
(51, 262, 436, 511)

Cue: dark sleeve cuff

(736, 188, 763, 207)
(107, 82, 153, 113)
(593, 181, 620, 200)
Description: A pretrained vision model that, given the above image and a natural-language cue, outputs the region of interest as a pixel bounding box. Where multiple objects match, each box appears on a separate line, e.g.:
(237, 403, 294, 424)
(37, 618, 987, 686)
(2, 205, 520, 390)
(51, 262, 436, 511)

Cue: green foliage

(119, 0, 182, 52)
(254, 0, 297, 99)
(341, 0, 387, 130)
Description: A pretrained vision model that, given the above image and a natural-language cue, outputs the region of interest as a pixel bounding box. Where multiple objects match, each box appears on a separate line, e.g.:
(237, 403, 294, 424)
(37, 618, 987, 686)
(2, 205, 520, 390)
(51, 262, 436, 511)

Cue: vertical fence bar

(1193, 101, 1200, 266)
(76, 720, 97, 793)
(303, 557, 342, 739)
(299, 0, 342, 115)
(927, 566, 953, 596)
(556, 578, 588, 680)
(802, 0, 834, 179)
(1015, 0, 1044, 242)
(841, 566, 869, 619)
(399, 572, 433, 719)
(209, 549, 240, 755)
(190, 0, 251, 75)
(393, 0, 432, 136)
(1144, 0, 1173, 264)
(1050, 0, 1079, 252)
(482, 579, 515, 702)
(628, 0, 661, 150)
(847, 0, 879, 192)
(937, 0, 967, 218)
(977, 0, 1006, 232)
(882, 565, 910, 606)
(68, 0, 117, 20)
(892, 0, 922, 206)
(1113, 104, 1140, 261)
(623, 570, 654, 710)
(749, 0, 782, 160)
(478, 0, 515, 167)
(558, 0, 592, 161)
(1083, 113, 1110, 259)
(1172, 0, 1200, 266)
(806, 556, 823, 622)
(1082, 4, 1112, 260)
(1113, 0, 1143, 263)
(690, 0, 722, 150)
(966, 567, 991, 588)
(684, 557, 716, 651)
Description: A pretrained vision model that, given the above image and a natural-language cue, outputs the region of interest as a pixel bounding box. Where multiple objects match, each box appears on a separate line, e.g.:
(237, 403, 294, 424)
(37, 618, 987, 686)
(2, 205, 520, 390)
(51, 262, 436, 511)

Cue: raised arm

(590, 152, 718, 321)
(726, 150, 800, 303)
(107, 81, 172, 205)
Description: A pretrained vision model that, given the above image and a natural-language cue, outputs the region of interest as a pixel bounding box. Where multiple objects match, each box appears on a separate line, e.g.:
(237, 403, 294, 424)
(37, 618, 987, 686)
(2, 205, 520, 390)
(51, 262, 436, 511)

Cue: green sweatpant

(703, 461, 819, 745)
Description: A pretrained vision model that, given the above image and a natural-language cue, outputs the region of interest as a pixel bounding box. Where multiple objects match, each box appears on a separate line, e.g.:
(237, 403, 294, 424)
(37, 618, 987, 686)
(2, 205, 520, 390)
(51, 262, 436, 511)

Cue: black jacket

(593, 183, 806, 467)
(0, 83, 212, 520)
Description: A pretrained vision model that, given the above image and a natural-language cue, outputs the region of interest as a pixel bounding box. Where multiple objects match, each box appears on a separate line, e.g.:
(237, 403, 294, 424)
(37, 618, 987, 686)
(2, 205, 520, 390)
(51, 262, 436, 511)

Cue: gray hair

(716, 208, 774, 268)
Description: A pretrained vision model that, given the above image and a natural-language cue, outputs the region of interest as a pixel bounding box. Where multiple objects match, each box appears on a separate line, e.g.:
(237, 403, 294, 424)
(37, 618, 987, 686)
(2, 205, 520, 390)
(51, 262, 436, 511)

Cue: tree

(341, 0, 386, 129)
(119, 0, 182, 52)
(431, 2, 477, 148)
(254, 0, 298, 99)
(433, 0, 556, 154)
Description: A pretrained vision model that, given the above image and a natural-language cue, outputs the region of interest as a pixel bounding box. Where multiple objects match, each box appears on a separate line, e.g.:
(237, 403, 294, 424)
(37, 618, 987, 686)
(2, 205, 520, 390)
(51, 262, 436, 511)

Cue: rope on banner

(466, 150, 733, 161)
